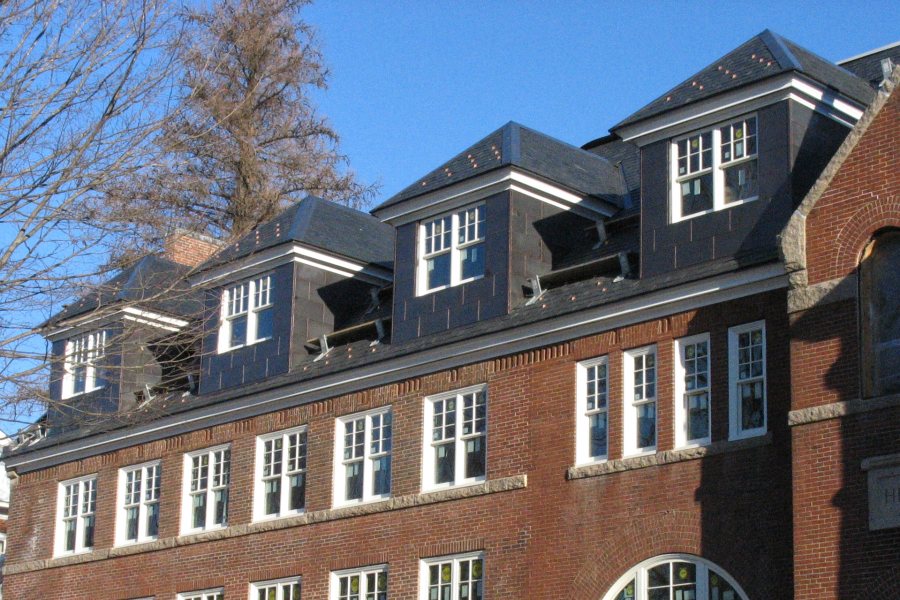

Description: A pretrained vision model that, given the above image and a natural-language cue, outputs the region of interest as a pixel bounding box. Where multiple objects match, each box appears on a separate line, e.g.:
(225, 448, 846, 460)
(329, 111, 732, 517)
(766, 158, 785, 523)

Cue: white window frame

(333, 406, 392, 507)
(416, 203, 485, 295)
(249, 577, 301, 600)
(331, 565, 388, 600)
(54, 474, 97, 556)
(422, 385, 488, 491)
(178, 589, 224, 600)
(62, 331, 106, 399)
(115, 460, 161, 546)
(218, 274, 274, 353)
(728, 320, 767, 440)
(623, 346, 658, 457)
(419, 552, 484, 600)
(601, 554, 749, 600)
(576, 356, 610, 465)
(670, 114, 759, 223)
(253, 426, 308, 521)
(674, 334, 712, 448)
(180, 444, 231, 534)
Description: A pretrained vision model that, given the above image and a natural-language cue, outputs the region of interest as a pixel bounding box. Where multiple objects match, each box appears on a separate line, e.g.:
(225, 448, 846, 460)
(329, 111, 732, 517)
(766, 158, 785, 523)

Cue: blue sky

(304, 1, 899, 208)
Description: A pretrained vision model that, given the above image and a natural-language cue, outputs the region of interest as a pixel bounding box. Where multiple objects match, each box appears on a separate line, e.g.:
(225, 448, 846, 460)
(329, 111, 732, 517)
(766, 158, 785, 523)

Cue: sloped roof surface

(615, 30, 875, 129)
(839, 42, 900, 87)
(200, 196, 395, 271)
(373, 122, 629, 212)
(46, 255, 201, 327)
(583, 135, 641, 207)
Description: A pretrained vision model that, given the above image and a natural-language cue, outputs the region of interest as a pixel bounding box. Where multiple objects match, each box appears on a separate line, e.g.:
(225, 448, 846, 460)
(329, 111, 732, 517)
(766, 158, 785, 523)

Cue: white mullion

(247, 278, 258, 344)
(712, 126, 725, 210)
(450, 212, 461, 286)
(280, 432, 292, 511)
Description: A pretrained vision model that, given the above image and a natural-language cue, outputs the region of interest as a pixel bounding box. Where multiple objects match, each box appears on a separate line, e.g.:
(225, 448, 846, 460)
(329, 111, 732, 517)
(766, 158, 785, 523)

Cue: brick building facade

(2, 32, 898, 600)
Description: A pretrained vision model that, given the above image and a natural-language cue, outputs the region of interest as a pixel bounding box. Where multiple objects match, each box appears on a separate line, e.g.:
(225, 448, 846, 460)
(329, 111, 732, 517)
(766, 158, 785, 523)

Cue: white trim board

(6, 263, 788, 474)
(374, 166, 618, 226)
(616, 73, 866, 144)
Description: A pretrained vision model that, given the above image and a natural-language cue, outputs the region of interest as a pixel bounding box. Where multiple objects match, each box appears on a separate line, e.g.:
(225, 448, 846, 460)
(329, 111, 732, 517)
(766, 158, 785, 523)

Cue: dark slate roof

(45, 255, 202, 328)
(199, 196, 395, 271)
(16, 247, 780, 455)
(582, 134, 641, 207)
(614, 30, 875, 130)
(839, 42, 900, 87)
(372, 122, 629, 212)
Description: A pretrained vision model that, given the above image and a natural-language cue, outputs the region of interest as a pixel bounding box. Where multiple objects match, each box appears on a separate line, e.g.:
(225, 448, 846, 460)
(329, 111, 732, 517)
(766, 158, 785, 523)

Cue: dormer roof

(614, 30, 876, 130)
(372, 121, 630, 213)
(838, 40, 900, 87)
(44, 255, 200, 330)
(198, 195, 395, 273)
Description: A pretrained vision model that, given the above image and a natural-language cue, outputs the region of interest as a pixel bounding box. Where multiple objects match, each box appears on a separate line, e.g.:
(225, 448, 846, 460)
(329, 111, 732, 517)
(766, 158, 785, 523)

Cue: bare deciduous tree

(106, 0, 373, 243)
(0, 0, 175, 429)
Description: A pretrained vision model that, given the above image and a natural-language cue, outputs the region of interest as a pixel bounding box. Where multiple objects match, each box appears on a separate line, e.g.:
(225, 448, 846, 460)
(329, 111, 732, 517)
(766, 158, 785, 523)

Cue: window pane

(687, 392, 710, 441)
(459, 243, 484, 280)
(614, 579, 636, 600)
(638, 403, 657, 448)
(590, 412, 608, 458)
(680, 173, 713, 216)
(427, 253, 451, 290)
(265, 478, 281, 515)
(724, 159, 758, 204)
(230, 314, 248, 347)
(146, 503, 159, 537)
(345, 461, 363, 501)
(256, 306, 274, 341)
(740, 381, 765, 430)
(373, 455, 391, 496)
(126, 506, 139, 540)
(192, 493, 206, 529)
(465, 436, 486, 479)
(214, 488, 228, 525)
(435, 442, 455, 484)
(83, 514, 95, 548)
(289, 473, 306, 511)
(65, 519, 76, 551)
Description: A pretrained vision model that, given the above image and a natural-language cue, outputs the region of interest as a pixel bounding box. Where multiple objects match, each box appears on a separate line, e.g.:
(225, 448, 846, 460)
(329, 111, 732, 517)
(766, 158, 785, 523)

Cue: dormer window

(218, 275, 273, 352)
(418, 204, 485, 294)
(62, 331, 106, 399)
(671, 115, 758, 221)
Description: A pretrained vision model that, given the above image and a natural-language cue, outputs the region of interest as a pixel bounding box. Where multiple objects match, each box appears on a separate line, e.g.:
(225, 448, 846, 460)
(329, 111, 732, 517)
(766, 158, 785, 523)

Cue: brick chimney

(164, 230, 222, 268)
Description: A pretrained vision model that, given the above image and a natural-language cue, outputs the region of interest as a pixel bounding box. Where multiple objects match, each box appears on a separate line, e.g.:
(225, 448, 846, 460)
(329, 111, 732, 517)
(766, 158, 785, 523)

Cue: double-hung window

(623, 347, 657, 455)
(332, 565, 388, 600)
(254, 426, 308, 520)
(182, 445, 230, 533)
(334, 408, 392, 506)
(219, 275, 274, 351)
(728, 321, 766, 439)
(117, 462, 161, 545)
(418, 204, 485, 294)
(62, 331, 106, 398)
(421, 553, 484, 600)
(576, 357, 609, 463)
(671, 115, 758, 221)
(178, 590, 224, 600)
(56, 475, 96, 555)
(423, 386, 487, 490)
(251, 578, 301, 600)
(675, 334, 712, 447)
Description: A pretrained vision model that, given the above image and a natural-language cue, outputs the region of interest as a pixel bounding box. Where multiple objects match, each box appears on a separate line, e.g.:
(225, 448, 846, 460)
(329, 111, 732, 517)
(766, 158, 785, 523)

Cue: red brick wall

(165, 232, 222, 268)
(5, 291, 793, 599)
(805, 86, 900, 286)
(791, 83, 900, 600)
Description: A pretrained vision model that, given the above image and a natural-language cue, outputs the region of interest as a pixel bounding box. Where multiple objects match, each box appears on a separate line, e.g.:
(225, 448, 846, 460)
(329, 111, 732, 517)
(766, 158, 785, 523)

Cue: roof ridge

(759, 29, 801, 71)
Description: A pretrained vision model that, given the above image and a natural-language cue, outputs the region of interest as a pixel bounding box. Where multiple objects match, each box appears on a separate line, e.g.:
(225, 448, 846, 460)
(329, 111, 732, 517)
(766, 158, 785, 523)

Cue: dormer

(372, 122, 631, 344)
(43, 252, 206, 432)
(610, 30, 877, 278)
(193, 196, 393, 394)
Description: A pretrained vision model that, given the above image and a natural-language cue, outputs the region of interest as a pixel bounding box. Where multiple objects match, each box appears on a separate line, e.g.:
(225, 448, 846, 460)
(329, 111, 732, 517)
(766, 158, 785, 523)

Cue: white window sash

(623, 346, 657, 456)
(419, 552, 484, 600)
(728, 320, 767, 440)
(55, 475, 97, 556)
(250, 577, 302, 600)
(674, 334, 712, 448)
(181, 444, 231, 534)
(576, 356, 610, 465)
(218, 275, 274, 353)
(417, 204, 485, 295)
(331, 565, 388, 600)
(254, 426, 308, 521)
(422, 385, 487, 491)
(62, 331, 106, 399)
(670, 114, 759, 223)
(333, 407, 392, 507)
(116, 461, 161, 546)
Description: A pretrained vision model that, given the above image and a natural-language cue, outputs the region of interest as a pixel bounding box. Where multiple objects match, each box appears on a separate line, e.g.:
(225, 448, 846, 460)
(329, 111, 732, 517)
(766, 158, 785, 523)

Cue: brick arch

(825, 192, 900, 280)
(571, 510, 702, 599)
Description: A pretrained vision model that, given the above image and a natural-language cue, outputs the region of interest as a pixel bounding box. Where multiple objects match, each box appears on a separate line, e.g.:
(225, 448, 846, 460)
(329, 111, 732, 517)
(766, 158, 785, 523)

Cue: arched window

(602, 555, 749, 600)
(860, 229, 900, 397)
